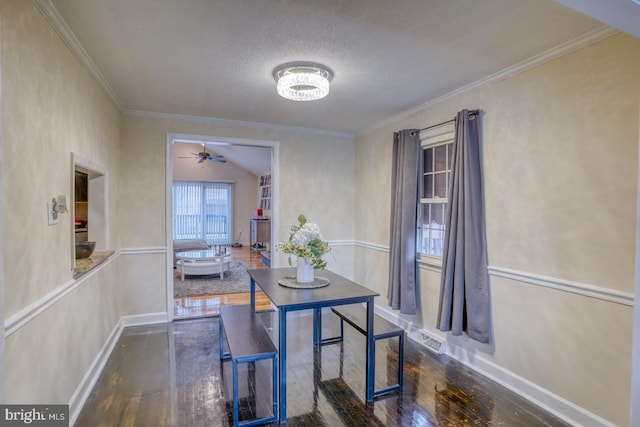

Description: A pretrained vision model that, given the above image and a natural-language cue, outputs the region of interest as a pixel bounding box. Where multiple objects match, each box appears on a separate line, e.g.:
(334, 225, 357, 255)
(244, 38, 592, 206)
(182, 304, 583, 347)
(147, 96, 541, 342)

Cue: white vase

(296, 258, 315, 283)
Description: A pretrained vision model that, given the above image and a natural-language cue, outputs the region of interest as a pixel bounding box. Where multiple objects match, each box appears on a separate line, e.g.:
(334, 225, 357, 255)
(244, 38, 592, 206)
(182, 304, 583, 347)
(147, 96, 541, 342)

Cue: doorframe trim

(165, 133, 279, 321)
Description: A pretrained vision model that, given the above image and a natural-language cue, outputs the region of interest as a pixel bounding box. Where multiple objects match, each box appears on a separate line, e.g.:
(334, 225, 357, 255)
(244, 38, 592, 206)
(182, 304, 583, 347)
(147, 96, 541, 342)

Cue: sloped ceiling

(554, 0, 640, 38)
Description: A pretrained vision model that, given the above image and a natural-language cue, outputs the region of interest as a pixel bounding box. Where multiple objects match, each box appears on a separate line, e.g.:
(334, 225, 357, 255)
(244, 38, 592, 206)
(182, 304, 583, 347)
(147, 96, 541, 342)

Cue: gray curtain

(387, 129, 420, 315)
(437, 110, 491, 343)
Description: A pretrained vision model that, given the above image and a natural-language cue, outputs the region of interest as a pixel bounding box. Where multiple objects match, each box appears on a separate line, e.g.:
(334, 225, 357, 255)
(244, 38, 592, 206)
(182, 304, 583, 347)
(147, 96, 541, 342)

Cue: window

(173, 181, 233, 244)
(417, 125, 454, 257)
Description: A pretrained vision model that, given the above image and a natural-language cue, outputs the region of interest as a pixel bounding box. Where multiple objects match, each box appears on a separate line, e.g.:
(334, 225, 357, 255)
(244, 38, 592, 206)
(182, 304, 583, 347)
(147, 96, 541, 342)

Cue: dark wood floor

(75, 312, 570, 426)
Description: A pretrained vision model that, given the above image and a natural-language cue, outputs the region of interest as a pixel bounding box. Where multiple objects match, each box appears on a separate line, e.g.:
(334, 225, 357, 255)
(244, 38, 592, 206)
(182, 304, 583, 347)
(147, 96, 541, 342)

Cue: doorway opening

(166, 133, 279, 319)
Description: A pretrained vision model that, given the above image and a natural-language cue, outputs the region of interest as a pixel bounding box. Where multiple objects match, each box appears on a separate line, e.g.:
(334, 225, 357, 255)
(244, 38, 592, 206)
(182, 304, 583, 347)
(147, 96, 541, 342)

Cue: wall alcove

(71, 153, 111, 277)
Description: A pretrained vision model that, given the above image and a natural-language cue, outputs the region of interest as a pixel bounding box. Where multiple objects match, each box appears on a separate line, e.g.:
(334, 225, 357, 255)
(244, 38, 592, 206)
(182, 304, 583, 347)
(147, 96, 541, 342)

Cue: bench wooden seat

(319, 304, 404, 397)
(219, 305, 278, 427)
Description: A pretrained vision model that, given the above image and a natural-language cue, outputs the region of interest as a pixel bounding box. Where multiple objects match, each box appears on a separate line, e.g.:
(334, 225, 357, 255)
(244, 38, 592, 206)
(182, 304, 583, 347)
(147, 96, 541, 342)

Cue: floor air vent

(416, 330, 446, 354)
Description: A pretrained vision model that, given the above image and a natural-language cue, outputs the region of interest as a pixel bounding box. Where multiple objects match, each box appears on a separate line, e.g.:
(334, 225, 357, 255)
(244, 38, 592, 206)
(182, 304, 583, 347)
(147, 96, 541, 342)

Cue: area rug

(174, 261, 250, 297)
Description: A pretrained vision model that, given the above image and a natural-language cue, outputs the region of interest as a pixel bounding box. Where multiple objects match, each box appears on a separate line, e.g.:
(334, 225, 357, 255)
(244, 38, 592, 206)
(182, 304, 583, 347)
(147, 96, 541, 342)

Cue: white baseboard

(68, 321, 124, 426)
(69, 304, 616, 427)
(446, 345, 615, 427)
(68, 311, 169, 424)
(374, 304, 615, 427)
(120, 312, 169, 327)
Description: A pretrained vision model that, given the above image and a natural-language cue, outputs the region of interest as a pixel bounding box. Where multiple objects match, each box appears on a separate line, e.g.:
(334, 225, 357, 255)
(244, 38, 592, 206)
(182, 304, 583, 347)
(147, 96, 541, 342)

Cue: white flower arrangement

(279, 214, 330, 269)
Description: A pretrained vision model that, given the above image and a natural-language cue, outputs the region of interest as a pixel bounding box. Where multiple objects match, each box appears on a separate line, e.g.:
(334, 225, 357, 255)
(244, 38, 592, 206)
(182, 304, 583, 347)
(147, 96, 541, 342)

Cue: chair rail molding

(488, 266, 634, 307)
(4, 252, 120, 337)
(354, 241, 634, 306)
(353, 240, 388, 253)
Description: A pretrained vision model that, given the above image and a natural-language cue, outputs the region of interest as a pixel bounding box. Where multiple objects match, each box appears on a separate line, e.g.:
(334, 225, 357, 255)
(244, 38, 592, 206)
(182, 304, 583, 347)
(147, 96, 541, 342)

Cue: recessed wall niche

(72, 153, 108, 268)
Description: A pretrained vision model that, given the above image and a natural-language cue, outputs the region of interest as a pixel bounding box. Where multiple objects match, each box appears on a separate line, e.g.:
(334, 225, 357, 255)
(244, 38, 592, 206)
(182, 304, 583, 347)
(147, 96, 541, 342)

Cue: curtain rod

(418, 109, 479, 133)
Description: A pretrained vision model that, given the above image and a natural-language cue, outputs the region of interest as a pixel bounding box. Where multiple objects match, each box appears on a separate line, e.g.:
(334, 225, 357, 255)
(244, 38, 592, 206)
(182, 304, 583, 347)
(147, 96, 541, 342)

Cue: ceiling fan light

(274, 65, 332, 101)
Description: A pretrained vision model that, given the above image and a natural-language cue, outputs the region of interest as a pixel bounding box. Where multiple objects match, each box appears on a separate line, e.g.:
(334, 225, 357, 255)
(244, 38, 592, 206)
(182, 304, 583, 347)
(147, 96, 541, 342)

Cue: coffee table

(175, 249, 231, 281)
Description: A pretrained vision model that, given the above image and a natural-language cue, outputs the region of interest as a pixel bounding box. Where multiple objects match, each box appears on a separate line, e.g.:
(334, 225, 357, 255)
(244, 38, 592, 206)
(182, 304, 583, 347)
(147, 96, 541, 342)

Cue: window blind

(173, 181, 233, 244)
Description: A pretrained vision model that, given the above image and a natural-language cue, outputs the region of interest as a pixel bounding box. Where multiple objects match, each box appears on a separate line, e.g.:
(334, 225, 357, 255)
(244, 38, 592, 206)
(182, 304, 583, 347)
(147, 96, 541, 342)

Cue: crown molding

(123, 109, 355, 139)
(34, 0, 355, 139)
(34, 1, 617, 140)
(360, 25, 619, 137)
(32, 0, 123, 110)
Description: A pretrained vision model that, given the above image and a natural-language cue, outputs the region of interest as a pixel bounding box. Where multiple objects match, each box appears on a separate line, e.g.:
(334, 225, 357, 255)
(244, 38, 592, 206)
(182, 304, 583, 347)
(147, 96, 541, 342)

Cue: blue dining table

(248, 267, 379, 423)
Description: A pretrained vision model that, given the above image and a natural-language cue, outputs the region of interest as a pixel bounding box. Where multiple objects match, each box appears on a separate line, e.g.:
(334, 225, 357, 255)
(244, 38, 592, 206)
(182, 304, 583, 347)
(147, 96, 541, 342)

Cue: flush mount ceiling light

(274, 64, 333, 101)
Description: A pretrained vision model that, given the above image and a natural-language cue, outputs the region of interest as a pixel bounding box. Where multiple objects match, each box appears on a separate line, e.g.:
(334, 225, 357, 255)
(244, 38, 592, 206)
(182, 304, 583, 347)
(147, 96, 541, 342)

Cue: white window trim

(417, 122, 455, 259)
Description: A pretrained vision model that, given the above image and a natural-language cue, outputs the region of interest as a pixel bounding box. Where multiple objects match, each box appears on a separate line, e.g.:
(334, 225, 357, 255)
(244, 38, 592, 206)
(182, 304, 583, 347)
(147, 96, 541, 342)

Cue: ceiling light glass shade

(275, 65, 332, 101)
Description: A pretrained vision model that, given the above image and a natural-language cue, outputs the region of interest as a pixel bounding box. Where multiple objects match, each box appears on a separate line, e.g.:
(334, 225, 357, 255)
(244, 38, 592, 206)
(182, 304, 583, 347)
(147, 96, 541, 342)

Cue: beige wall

(355, 32, 640, 426)
(4, 1, 637, 425)
(1, 0, 356, 408)
(117, 115, 356, 326)
(119, 115, 356, 271)
(1, 0, 123, 404)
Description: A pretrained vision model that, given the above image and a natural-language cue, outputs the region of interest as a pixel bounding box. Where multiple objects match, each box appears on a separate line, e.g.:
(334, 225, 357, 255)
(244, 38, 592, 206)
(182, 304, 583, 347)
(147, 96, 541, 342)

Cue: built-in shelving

(259, 174, 271, 212)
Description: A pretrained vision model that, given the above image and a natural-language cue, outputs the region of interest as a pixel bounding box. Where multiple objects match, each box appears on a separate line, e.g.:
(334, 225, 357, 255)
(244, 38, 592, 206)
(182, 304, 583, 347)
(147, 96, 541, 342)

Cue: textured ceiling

(40, 0, 636, 136)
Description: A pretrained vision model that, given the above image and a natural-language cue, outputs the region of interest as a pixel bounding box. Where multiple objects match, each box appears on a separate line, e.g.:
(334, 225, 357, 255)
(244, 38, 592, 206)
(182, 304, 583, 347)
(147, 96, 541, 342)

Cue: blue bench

(219, 305, 278, 427)
(319, 304, 404, 397)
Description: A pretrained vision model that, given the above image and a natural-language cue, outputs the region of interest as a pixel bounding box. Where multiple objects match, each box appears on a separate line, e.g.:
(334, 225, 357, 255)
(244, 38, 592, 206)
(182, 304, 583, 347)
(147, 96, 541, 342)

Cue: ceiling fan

(180, 143, 226, 163)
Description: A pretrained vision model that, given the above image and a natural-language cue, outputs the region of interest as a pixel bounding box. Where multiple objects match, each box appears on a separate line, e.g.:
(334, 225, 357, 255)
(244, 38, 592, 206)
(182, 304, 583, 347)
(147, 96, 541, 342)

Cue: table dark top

(248, 267, 379, 310)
